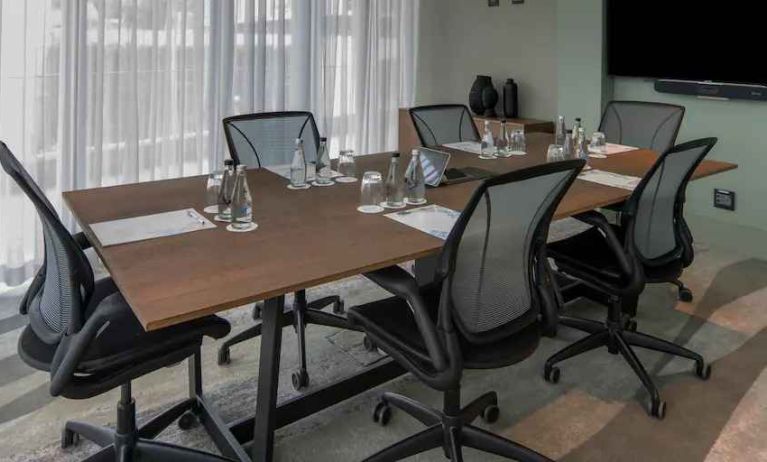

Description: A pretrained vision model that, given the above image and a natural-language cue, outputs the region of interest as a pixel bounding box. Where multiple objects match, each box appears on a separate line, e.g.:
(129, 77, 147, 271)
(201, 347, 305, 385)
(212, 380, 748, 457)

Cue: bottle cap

(501, 119, 507, 123)
(575, 117, 582, 122)
(392, 152, 400, 158)
(224, 159, 234, 166)
(295, 138, 303, 145)
(411, 149, 420, 156)
(566, 129, 573, 134)
(320, 137, 327, 142)
(236, 164, 246, 172)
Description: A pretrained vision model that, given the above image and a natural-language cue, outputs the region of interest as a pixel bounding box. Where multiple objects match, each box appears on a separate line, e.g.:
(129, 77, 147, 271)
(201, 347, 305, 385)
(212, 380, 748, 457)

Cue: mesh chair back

(626, 138, 717, 263)
(0, 142, 93, 344)
(409, 105, 480, 147)
(599, 101, 685, 153)
(441, 160, 584, 343)
(223, 112, 320, 168)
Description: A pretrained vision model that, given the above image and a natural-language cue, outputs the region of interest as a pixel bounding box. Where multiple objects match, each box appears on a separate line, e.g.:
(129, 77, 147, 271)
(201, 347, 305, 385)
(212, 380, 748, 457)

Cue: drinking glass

(204, 171, 223, 214)
(336, 149, 358, 183)
(589, 132, 608, 158)
(509, 129, 526, 155)
(546, 144, 565, 163)
(358, 171, 385, 214)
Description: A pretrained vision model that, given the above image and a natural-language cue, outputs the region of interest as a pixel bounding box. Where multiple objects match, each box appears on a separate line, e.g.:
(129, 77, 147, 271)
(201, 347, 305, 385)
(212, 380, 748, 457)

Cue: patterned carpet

(0, 233, 765, 461)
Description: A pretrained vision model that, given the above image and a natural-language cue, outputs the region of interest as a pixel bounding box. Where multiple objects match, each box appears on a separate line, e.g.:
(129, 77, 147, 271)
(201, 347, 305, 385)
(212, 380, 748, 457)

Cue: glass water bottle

(289, 138, 309, 189)
(314, 137, 334, 186)
(216, 159, 236, 221)
(495, 120, 511, 158)
(405, 149, 427, 205)
(563, 129, 574, 159)
(480, 120, 496, 160)
(230, 165, 254, 230)
(555, 115, 567, 146)
(384, 152, 405, 209)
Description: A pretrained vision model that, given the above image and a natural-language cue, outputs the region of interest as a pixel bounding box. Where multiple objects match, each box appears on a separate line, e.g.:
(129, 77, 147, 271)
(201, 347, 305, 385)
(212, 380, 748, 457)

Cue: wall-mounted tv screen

(607, 1, 767, 86)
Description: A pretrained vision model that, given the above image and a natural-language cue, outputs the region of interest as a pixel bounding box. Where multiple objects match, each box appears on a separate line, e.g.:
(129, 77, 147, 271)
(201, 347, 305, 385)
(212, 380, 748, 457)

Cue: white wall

(416, 0, 558, 121)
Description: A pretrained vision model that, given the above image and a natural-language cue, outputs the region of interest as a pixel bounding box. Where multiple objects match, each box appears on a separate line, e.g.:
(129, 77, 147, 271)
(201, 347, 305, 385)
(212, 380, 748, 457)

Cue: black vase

(469, 75, 493, 116)
(503, 78, 519, 119)
(482, 86, 499, 118)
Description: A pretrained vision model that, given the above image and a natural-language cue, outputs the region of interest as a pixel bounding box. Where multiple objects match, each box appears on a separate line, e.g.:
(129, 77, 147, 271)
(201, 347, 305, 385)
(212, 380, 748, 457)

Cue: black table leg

(251, 295, 285, 462)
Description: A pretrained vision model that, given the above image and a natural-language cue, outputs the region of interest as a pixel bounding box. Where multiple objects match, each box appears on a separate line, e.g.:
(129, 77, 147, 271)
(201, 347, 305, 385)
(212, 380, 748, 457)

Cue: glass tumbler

(336, 149, 358, 183)
(358, 171, 385, 214)
(546, 144, 565, 163)
(509, 129, 526, 155)
(204, 171, 223, 214)
(589, 132, 608, 158)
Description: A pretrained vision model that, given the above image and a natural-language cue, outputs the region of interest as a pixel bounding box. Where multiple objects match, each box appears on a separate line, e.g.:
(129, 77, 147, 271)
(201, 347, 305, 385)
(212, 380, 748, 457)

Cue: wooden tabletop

(63, 133, 736, 331)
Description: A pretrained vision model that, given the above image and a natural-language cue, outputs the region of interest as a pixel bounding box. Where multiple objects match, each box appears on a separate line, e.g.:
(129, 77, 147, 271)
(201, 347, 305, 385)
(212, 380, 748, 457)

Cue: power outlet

(713, 189, 736, 211)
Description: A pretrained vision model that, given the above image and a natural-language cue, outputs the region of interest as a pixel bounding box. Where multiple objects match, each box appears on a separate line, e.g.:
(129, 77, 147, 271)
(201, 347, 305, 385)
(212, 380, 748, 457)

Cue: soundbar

(655, 79, 767, 102)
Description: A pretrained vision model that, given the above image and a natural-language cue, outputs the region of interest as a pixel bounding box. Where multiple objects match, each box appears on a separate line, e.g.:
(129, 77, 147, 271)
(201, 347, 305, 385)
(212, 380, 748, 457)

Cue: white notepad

(579, 169, 641, 191)
(385, 205, 460, 240)
(589, 143, 637, 156)
(442, 141, 483, 155)
(90, 208, 217, 247)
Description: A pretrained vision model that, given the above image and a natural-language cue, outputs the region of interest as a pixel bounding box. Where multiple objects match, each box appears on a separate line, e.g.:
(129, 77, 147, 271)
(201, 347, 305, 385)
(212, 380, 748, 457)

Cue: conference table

(63, 132, 736, 461)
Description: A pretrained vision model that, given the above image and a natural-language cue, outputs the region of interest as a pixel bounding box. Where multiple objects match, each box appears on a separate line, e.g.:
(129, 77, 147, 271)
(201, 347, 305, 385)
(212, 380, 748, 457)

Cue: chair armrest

(73, 232, 92, 250)
(49, 297, 123, 396)
(363, 266, 447, 371)
(572, 211, 633, 277)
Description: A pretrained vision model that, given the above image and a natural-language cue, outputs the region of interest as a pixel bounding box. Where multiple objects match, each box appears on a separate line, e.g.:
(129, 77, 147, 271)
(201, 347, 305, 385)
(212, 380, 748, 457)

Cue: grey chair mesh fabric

(223, 112, 320, 168)
(0, 142, 93, 344)
(449, 169, 575, 336)
(599, 101, 685, 153)
(631, 143, 708, 261)
(410, 105, 480, 146)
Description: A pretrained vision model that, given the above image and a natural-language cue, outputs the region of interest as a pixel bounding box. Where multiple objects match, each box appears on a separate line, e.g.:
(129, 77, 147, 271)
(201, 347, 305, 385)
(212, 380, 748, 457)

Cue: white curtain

(0, 0, 419, 287)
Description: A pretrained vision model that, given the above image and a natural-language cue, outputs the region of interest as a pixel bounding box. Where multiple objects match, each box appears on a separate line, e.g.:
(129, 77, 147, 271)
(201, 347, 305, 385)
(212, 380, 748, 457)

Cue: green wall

(555, 0, 755, 231)
(555, 0, 607, 131)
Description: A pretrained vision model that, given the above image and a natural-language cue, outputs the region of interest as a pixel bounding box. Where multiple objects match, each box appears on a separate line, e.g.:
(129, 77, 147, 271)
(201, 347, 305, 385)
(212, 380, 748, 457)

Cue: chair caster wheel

(363, 335, 378, 352)
(178, 411, 199, 430)
(481, 404, 500, 424)
(292, 370, 309, 390)
(217, 348, 231, 366)
(649, 400, 667, 420)
(61, 428, 80, 449)
(252, 304, 262, 320)
(333, 300, 345, 315)
(678, 287, 693, 302)
(625, 319, 637, 332)
(373, 401, 392, 426)
(544, 366, 560, 384)
(696, 362, 712, 380)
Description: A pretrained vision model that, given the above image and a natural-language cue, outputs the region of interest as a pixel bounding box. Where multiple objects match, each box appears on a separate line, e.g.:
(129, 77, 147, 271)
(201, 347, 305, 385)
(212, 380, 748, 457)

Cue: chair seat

(348, 286, 539, 370)
(548, 224, 684, 285)
(19, 282, 230, 375)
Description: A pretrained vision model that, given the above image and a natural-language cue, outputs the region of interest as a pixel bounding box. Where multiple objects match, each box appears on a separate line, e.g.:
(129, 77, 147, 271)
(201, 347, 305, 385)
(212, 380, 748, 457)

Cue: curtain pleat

(0, 0, 418, 288)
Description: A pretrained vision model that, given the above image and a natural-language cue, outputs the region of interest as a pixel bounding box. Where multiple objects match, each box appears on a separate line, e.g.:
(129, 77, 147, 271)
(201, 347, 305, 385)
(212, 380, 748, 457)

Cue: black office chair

(409, 104, 480, 147)
(599, 100, 685, 154)
(348, 160, 584, 461)
(544, 138, 718, 419)
(1, 142, 236, 461)
(220, 111, 346, 390)
(599, 100, 691, 301)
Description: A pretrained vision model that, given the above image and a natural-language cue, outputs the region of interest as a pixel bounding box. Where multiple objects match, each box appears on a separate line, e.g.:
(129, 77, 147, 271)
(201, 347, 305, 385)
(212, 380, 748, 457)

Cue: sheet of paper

(589, 143, 637, 156)
(442, 141, 483, 155)
(265, 163, 342, 181)
(90, 208, 216, 247)
(385, 204, 460, 240)
(578, 169, 641, 191)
